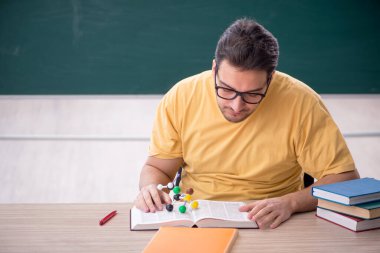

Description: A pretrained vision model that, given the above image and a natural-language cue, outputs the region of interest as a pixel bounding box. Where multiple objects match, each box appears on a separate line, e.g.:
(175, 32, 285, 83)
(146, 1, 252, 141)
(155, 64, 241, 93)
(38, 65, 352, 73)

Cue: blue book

(312, 178, 380, 205)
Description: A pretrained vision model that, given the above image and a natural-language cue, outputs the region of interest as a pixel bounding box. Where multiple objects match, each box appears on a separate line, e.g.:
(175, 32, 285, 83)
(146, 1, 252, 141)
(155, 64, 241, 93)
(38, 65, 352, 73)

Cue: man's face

(212, 60, 269, 123)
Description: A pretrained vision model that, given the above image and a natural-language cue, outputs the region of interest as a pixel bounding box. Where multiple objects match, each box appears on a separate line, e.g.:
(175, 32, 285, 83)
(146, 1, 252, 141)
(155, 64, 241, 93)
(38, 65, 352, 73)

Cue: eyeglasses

(214, 70, 271, 104)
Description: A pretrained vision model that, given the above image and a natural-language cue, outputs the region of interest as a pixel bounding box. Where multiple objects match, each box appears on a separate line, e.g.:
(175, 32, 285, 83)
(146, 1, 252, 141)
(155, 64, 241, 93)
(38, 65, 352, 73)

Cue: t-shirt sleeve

(149, 86, 183, 159)
(296, 100, 356, 179)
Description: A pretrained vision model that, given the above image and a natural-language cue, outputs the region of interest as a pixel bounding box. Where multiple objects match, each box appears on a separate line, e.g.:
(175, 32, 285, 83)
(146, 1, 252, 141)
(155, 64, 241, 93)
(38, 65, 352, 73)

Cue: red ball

(185, 188, 194, 195)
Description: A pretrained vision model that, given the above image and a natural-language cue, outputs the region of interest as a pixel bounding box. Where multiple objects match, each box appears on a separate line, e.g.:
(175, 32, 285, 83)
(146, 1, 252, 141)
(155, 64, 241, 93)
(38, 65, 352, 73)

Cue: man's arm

(134, 156, 184, 213)
(239, 170, 360, 229)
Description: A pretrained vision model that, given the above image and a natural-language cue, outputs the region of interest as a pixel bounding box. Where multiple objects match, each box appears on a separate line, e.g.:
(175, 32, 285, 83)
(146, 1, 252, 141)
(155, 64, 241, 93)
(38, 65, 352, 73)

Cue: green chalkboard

(0, 0, 379, 94)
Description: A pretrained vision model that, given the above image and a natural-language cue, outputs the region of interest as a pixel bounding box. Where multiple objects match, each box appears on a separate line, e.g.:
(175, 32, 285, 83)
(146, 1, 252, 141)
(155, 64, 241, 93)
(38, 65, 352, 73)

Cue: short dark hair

(215, 18, 279, 74)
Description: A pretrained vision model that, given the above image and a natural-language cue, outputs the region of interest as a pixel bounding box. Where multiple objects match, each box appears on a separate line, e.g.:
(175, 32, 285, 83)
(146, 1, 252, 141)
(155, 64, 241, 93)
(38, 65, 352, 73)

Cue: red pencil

(99, 210, 117, 226)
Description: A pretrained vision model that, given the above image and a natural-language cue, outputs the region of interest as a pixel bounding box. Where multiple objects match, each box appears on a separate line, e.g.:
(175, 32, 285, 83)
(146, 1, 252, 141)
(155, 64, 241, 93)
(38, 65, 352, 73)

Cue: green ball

(179, 205, 187, 213)
(173, 186, 181, 194)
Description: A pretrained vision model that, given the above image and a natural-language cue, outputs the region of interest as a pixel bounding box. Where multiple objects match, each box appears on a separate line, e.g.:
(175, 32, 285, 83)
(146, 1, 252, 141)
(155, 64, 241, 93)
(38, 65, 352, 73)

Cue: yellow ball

(190, 201, 199, 209)
(183, 194, 192, 202)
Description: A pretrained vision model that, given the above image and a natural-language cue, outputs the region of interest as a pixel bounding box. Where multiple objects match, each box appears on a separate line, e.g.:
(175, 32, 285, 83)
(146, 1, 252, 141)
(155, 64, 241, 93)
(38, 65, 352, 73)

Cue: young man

(134, 18, 359, 229)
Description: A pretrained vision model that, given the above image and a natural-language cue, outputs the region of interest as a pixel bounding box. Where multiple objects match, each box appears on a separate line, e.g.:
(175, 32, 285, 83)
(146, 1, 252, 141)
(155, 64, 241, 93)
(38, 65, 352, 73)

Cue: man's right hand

(134, 184, 172, 212)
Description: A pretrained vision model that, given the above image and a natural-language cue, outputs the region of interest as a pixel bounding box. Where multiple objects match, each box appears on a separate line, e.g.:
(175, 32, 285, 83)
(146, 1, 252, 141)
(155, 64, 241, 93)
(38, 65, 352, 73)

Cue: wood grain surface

(0, 203, 379, 253)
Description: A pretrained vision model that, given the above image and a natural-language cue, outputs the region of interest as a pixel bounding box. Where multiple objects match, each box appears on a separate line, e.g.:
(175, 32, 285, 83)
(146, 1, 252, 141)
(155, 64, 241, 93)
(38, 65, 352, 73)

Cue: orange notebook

(143, 227, 238, 253)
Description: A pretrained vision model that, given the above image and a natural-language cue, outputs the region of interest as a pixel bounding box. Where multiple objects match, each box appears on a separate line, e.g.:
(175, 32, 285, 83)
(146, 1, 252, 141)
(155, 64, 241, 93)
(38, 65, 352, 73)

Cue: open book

(130, 200, 257, 230)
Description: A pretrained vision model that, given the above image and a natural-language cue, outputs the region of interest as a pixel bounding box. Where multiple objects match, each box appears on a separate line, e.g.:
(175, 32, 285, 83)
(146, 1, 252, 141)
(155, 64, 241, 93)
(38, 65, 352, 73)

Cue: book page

(132, 202, 193, 225)
(192, 200, 250, 222)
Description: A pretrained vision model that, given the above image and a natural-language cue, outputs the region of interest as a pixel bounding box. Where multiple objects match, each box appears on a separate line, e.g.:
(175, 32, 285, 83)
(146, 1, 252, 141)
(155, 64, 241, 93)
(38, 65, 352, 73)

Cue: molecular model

(157, 183, 199, 213)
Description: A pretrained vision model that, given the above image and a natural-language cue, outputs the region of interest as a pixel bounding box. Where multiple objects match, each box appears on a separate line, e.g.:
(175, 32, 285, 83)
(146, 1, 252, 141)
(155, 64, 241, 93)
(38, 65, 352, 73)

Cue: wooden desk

(0, 203, 379, 252)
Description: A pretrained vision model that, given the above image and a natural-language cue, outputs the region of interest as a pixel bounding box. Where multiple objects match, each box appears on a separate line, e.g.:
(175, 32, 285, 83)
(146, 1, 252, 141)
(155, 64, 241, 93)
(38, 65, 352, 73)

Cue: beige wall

(0, 95, 379, 203)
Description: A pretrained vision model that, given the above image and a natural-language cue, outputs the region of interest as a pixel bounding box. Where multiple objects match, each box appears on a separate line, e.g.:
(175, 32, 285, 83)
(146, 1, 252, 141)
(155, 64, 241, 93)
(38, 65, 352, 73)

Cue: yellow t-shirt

(149, 70, 355, 201)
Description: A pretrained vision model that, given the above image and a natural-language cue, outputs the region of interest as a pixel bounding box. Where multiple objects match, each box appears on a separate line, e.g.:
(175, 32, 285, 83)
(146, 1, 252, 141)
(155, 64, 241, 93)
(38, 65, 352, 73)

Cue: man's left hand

(239, 197, 294, 229)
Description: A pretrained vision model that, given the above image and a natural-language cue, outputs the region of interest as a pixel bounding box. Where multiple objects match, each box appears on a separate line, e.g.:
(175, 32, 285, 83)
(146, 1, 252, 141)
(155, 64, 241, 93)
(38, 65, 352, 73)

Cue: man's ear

(211, 59, 216, 71)
(212, 59, 217, 76)
(268, 71, 274, 83)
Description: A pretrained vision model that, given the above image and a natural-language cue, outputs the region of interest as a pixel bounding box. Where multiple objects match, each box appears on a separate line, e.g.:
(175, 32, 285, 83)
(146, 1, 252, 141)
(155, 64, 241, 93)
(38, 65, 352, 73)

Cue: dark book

(316, 207, 380, 232)
(318, 199, 380, 219)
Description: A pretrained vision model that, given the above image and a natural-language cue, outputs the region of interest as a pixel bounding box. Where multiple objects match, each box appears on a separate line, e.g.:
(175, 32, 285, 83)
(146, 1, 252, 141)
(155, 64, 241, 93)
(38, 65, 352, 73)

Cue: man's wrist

(282, 194, 298, 214)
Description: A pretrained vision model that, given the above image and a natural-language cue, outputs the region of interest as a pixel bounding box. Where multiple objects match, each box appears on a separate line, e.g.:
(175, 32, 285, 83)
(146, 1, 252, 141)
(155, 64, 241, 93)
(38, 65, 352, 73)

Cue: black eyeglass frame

(214, 67, 272, 104)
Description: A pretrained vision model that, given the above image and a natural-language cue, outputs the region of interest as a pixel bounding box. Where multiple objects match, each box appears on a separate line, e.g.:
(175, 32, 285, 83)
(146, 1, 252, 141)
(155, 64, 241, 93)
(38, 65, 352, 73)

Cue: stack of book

(312, 177, 380, 232)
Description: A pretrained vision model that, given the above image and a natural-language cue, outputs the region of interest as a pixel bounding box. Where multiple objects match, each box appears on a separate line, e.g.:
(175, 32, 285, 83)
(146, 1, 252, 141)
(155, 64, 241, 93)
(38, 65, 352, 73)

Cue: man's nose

(230, 95, 245, 112)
